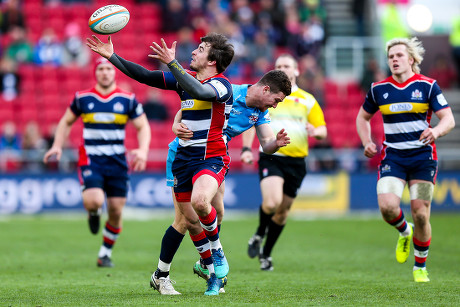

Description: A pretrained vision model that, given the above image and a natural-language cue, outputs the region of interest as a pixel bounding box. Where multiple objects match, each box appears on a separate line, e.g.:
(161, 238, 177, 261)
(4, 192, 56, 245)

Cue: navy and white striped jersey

(363, 74, 450, 159)
(70, 87, 143, 168)
(162, 70, 233, 161)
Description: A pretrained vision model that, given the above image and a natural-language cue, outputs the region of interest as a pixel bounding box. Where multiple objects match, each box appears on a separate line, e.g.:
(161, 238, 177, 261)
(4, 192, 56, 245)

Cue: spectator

(449, 14, 460, 87)
(33, 27, 63, 66)
(298, 54, 325, 105)
(175, 27, 197, 67)
(380, 0, 409, 46)
(351, 0, 367, 36)
(428, 54, 457, 89)
(0, 120, 21, 151)
(0, 56, 20, 101)
(256, 0, 287, 46)
(61, 22, 90, 67)
(4, 26, 33, 64)
(0, 120, 21, 172)
(360, 57, 386, 93)
(142, 88, 169, 122)
(0, 0, 25, 35)
(246, 30, 274, 64)
(161, 0, 187, 33)
(21, 121, 47, 172)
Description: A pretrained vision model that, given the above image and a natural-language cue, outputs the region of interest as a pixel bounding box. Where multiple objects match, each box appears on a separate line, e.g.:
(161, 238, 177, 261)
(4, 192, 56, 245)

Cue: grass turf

(0, 213, 459, 306)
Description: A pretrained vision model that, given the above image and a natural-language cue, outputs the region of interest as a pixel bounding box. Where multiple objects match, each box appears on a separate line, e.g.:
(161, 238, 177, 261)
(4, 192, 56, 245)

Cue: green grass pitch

(1, 213, 459, 306)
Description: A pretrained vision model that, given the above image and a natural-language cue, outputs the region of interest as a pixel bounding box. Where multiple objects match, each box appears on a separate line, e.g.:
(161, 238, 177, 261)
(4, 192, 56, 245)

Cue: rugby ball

(88, 5, 130, 35)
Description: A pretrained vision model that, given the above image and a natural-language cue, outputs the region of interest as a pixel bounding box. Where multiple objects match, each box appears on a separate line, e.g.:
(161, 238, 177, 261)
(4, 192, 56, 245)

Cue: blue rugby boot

(212, 248, 229, 278)
(204, 273, 226, 296)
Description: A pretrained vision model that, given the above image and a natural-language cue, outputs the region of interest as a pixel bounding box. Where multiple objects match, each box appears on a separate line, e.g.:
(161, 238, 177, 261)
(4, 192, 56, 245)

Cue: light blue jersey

(166, 84, 270, 186)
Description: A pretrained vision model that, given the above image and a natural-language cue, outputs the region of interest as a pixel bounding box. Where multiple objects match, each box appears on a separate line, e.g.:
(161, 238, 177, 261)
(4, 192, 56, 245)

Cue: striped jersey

(162, 70, 232, 160)
(70, 87, 143, 168)
(363, 74, 450, 158)
(266, 86, 325, 158)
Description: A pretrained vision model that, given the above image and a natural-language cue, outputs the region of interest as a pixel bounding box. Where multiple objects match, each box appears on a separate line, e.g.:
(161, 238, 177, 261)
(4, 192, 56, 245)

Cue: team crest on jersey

(383, 93, 388, 99)
(248, 114, 259, 124)
(113, 102, 124, 112)
(411, 89, 423, 100)
(381, 164, 391, 173)
(88, 103, 94, 110)
(82, 169, 92, 177)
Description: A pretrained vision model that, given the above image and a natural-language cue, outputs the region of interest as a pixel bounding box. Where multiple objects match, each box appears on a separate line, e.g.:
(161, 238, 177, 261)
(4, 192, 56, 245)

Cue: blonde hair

(386, 37, 425, 74)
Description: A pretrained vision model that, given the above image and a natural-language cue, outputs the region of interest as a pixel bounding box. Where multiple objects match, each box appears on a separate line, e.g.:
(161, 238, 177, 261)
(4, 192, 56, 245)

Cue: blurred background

(0, 0, 459, 215)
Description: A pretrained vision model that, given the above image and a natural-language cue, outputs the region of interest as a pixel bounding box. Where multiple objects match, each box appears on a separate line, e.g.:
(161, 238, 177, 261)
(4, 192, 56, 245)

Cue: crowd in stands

(4, 0, 455, 174)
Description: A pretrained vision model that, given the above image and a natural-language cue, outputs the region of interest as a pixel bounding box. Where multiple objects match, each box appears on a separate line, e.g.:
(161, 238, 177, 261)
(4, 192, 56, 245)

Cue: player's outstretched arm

(87, 35, 168, 88)
(149, 39, 217, 100)
(43, 109, 78, 163)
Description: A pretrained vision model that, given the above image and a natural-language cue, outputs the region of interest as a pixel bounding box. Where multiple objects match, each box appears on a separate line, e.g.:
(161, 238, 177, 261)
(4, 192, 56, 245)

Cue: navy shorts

(258, 152, 307, 198)
(378, 157, 438, 183)
(172, 155, 229, 202)
(79, 164, 129, 197)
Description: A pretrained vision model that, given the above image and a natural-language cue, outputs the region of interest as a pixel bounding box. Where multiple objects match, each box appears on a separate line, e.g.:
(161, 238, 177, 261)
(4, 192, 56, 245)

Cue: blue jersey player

(43, 58, 151, 268)
(87, 33, 236, 295)
(356, 37, 455, 283)
(153, 70, 292, 295)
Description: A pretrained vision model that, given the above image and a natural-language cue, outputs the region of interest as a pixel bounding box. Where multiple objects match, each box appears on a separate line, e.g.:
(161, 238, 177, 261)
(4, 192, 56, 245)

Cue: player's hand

(149, 38, 176, 64)
(419, 128, 438, 145)
(276, 128, 290, 147)
(363, 142, 377, 158)
(86, 35, 114, 59)
(306, 123, 315, 137)
(173, 122, 193, 140)
(240, 150, 254, 164)
(43, 147, 62, 163)
(130, 148, 147, 172)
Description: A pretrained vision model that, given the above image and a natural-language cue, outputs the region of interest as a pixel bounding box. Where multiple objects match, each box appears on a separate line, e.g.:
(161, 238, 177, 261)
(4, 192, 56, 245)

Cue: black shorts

(258, 152, 307, 198)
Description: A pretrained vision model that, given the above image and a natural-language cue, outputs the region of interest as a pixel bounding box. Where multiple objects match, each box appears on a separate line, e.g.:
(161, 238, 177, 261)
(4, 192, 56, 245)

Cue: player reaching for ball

(87, 33, 234, 296)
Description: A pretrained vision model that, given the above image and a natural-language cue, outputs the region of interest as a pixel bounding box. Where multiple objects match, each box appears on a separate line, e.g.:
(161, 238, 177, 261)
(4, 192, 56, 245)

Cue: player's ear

(294, 69, 300, 77)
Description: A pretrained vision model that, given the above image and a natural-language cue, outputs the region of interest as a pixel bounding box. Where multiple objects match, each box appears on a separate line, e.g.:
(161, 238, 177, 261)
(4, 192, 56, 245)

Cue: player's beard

(99, 79, 115, 89)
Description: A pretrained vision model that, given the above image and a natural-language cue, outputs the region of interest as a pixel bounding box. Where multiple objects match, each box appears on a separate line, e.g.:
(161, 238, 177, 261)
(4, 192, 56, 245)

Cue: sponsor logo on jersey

(411, 89, 423, 100)
(88, 103, 94, 110)
(113, 102, 124, 112)
(182, 99, 194, 108)
(383, 93, 389, 99)
(94, 113, 116, 122)
(390, 103, 413, 112)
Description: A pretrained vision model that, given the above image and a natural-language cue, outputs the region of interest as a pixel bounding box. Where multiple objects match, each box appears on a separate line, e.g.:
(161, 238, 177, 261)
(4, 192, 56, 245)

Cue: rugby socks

(386, 209, 410, 236)
(156, 225, 185, 275)
(199, 207, 222, 251)
(413, 237, 431, 270)
(261, 219, 284, 257)
(98, 222, 121, 258)
(190, 231, 214, 274)
(256, 205, 273, 237)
